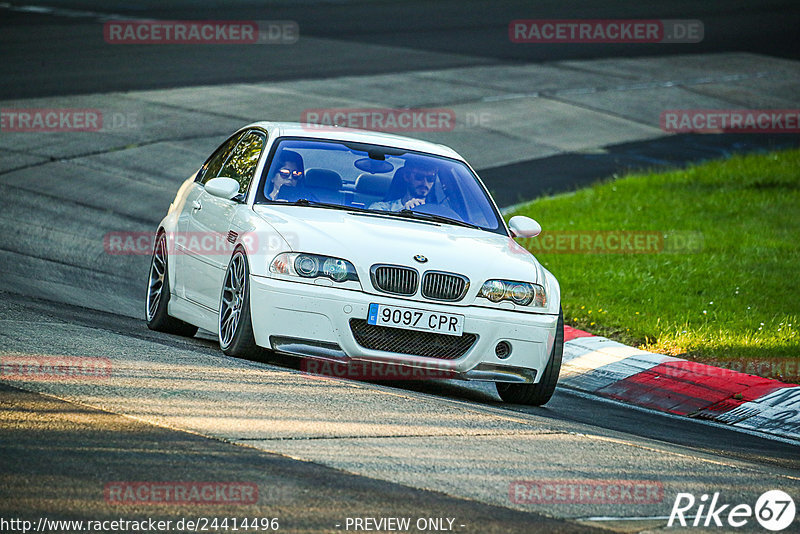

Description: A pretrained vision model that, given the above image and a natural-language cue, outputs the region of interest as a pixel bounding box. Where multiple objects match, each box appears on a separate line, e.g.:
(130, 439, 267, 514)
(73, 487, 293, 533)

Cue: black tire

(219, 249, 260, 358)
(145, 232, 199, 337)
(496, 308, 564, 406)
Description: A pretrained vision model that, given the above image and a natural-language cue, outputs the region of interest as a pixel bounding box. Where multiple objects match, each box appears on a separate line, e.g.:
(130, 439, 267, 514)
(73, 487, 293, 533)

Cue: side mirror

(204, 177, 241, 200)
(508, 215, 541, 238)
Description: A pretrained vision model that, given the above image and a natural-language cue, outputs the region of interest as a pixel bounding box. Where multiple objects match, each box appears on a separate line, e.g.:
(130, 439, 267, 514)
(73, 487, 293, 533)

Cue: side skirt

(169, 295, 218, 333)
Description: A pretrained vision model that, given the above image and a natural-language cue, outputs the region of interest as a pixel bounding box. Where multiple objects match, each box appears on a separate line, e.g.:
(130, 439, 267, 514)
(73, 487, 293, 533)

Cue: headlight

(322, 257, 351, 282)
(482, 280, 505, 302)
(269, 252, 359, 283)
(509, 283, 533, 305)
(478, 279, 546, 308)
(295, 255, 320, 277)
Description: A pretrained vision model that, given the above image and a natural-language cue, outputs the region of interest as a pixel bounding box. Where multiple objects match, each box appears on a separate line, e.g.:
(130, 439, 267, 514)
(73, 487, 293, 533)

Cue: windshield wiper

(274, 199, 483, 230)
(286, 198, 373, 213)
(392, 209, 483, 230)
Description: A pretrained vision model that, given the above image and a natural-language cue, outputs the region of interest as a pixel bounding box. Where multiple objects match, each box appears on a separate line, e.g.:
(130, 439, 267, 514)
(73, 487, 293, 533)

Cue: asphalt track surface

(1, 382, 602, 534)
(2, 1, 800, 533)
(2, 296, 799, 533)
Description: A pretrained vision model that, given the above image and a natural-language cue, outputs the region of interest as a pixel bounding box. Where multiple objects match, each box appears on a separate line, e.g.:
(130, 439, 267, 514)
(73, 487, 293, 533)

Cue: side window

(217, 131, 267, 194)
(198, 132, 245, 185)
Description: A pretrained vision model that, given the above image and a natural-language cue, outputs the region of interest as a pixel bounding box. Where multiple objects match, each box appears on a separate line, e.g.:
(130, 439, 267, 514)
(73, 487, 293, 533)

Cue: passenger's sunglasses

(278, 168, 303, 179)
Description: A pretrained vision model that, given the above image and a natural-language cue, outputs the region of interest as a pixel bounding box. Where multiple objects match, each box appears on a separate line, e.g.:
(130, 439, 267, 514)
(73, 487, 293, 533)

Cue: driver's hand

(403, 198, 426, 210)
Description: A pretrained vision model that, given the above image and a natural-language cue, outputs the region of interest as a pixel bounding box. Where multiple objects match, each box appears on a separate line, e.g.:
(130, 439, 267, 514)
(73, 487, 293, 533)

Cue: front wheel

(496, 308, 563, 406)
(146, 232, 198, 337)
(219, 249, 260, 358)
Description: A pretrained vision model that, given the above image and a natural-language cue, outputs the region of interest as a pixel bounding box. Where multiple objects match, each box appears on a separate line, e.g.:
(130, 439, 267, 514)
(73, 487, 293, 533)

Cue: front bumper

(249, 275, 559, 383)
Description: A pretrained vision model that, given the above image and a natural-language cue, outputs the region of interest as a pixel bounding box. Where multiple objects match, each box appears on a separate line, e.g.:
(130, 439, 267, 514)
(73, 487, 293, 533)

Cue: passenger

(266, 150, 304, 200)
(369, 158, 437, 211)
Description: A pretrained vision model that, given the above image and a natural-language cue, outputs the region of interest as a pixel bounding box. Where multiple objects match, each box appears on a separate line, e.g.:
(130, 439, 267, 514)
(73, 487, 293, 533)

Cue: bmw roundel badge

(413, 254, 428, 263)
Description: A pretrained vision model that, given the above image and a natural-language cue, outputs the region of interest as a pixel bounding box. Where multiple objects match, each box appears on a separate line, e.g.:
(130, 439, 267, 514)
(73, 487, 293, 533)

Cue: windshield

(254, 137, 506, 234)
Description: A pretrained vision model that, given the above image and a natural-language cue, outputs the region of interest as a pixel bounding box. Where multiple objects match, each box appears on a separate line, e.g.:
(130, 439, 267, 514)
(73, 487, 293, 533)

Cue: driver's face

(405, 167, 436, 198)
(273, 162, 301, 190)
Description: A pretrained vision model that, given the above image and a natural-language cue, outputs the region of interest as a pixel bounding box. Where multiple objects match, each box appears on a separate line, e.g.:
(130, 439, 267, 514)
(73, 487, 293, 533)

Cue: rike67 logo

(668, 490, 796, 531)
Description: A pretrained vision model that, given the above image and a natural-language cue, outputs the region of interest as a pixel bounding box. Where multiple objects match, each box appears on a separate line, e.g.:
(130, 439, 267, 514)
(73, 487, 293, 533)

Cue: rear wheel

(496, 308, 563, 406)
(219, 249, 260, 358)
(145, 232, 198, 337)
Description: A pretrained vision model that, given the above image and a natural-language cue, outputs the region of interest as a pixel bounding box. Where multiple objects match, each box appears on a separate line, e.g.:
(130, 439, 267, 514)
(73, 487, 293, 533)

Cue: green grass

(507, 148, 800, 378)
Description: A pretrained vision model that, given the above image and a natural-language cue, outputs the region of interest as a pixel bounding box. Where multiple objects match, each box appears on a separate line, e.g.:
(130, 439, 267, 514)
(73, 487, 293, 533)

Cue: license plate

(367, 303, 464, 336)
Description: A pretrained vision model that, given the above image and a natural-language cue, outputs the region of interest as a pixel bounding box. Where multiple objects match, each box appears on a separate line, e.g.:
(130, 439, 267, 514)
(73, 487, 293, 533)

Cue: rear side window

(198, 132, 245, 185)
(218, 131, 267, 193)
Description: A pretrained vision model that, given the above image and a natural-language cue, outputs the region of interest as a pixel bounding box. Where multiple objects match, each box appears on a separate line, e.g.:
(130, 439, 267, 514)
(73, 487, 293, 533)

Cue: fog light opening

(495, 341, 512, 359)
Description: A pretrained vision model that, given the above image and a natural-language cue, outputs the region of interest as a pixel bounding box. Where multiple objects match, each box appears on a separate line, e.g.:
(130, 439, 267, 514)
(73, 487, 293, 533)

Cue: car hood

(253, 205, 542, 286)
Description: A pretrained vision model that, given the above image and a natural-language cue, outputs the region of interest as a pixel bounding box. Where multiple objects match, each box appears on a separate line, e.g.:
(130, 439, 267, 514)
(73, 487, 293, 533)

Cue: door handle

(192, 200, 202, 211)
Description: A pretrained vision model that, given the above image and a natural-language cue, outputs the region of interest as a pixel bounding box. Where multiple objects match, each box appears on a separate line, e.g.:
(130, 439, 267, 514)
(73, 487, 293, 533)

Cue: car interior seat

(304, 168, 343, 204)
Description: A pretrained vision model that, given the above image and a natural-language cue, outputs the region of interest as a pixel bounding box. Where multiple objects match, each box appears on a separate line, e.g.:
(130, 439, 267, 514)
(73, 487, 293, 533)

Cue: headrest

(355, 173, 392, 196)
(304, 168, 342, 190)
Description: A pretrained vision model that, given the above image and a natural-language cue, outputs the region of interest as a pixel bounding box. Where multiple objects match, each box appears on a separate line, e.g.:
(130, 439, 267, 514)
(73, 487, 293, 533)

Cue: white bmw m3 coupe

(146, 122, 563, 405)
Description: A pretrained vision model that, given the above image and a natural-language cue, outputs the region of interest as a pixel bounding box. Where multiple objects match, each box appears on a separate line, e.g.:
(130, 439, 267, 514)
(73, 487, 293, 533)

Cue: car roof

(244, 121, 464, 161)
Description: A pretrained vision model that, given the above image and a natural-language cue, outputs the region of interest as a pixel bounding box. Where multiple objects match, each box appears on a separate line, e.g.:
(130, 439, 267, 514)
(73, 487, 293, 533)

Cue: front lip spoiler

(461, 363, 537, 384)
(270, 336, 348, 362)
(269, 336, 537, 383)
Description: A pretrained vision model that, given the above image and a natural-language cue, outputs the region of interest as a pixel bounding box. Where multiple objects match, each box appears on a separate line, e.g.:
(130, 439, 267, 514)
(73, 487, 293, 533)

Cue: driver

(369, 158, 437, 211)
(266, 150, 304, 200)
